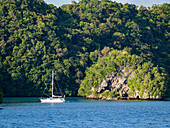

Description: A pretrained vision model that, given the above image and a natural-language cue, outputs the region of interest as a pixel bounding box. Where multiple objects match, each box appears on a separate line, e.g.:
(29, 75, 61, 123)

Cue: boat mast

(52, 71, 54, 97)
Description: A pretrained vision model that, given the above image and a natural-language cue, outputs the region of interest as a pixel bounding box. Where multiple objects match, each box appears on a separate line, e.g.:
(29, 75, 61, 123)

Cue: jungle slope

(0, 0, 169, 97)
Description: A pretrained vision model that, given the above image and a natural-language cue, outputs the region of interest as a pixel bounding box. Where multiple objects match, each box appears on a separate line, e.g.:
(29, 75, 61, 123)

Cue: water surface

(0, 97, 170, 128)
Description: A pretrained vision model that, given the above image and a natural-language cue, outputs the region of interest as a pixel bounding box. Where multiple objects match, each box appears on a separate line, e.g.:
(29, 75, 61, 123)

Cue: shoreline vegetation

(0, 0, 169, 99)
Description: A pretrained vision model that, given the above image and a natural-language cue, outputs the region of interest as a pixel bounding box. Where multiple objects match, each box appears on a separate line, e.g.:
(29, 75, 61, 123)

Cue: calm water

(0, 97, 170, 128)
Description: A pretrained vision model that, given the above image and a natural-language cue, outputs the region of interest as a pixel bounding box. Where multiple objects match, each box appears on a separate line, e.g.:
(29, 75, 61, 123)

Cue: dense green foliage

(78, 48, 166, 98)
(128, 63, 166, 98)
(0, 0, 169, 97)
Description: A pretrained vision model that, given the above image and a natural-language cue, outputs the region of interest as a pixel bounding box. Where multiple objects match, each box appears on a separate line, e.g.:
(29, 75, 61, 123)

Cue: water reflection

(50, 103, 54, 107)
(2, 97, 86, 103)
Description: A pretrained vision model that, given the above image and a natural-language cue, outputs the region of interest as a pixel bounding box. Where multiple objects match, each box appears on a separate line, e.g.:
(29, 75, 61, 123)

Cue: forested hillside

(0, 0, 169, 97)
(78, 47, 167, 99)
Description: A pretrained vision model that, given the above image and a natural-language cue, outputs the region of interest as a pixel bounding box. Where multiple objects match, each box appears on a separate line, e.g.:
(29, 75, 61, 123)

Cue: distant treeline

(0, 0, 169, 97)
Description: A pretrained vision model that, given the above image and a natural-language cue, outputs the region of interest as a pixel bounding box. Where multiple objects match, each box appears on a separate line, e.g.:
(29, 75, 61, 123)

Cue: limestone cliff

(79, 48, 166, 100)
(87, 65, 164, 100)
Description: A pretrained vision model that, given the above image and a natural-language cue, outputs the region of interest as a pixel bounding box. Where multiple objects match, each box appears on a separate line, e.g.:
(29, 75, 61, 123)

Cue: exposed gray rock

(102, 96, 107, 100)
(86, 94, 98, 99)
(98, 80, 108, 93)
(88, 65, 162, 100)
(97, 66, 134, 99)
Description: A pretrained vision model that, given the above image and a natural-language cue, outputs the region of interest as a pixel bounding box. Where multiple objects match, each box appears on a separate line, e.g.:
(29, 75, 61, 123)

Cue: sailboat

(40, 71, 66, 103)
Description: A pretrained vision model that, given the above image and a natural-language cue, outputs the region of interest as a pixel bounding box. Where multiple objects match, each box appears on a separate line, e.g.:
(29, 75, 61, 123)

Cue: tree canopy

(0, 0, 169, 97)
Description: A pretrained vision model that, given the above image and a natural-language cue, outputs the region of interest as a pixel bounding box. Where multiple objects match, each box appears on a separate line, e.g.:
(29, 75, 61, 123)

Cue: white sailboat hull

(40, 71, 66, 103)
(40, 98, 65, 103)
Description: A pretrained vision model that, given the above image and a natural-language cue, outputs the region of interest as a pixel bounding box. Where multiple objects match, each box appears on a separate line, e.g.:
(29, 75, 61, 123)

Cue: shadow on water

(2, 97, 40, 103)
(2, 97, 87, 104)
